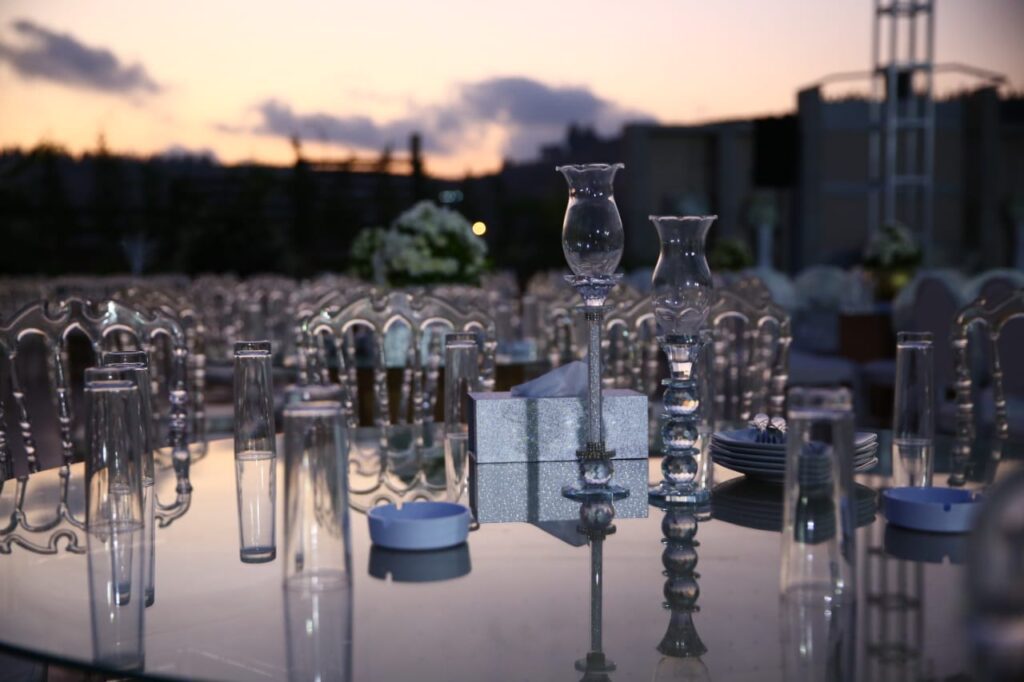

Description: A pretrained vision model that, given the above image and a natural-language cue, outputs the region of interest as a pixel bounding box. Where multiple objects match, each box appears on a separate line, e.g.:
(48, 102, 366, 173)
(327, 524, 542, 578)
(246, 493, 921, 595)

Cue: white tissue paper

(510, 360, 587, 398)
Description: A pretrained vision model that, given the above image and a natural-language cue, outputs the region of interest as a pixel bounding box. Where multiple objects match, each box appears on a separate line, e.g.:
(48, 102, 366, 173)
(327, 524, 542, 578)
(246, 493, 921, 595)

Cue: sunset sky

(0, 0, 1021, 177)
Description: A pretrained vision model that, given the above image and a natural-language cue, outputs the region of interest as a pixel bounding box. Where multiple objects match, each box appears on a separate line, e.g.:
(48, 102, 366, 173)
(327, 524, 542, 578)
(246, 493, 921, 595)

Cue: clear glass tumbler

(444, 332, 479, 507)
(892, 331, 935, 487)
(780, 387, 856, 604)
(87, 525, 145, 671)
(100, 351, 157, 607)
(283, 401, 351, 589)
(285, 583, 353, 682)
(84, 369, 145, 533)
(234, 341, 277, 563)
(780, 583, 855, 682)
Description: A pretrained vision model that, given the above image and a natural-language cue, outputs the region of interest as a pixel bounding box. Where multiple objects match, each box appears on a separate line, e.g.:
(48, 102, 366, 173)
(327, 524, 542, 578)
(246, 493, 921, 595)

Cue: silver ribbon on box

(470, 459, 649, 524)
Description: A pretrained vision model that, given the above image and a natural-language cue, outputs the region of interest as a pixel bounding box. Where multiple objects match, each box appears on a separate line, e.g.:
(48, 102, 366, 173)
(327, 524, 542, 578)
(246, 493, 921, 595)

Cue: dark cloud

(0, 19, 160, 94)
(255, 99, 429, 151)
(461, 77, 606, 127)
(247, 77, 651, 160)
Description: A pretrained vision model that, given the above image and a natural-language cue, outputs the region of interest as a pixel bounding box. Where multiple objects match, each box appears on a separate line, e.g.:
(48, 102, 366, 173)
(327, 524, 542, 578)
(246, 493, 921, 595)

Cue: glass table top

(0, 428, 1019, 681)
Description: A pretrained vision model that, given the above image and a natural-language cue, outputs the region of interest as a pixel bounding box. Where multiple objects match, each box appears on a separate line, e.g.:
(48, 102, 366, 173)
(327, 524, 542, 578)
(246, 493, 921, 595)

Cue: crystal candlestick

(652, 505, 710, 682)
(649, 215, 716, 505)
(557, 163, 629, 502)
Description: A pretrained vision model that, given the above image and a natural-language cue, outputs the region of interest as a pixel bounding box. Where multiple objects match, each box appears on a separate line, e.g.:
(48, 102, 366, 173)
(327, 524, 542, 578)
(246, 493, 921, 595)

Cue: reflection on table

(0, 431, 1019, 681)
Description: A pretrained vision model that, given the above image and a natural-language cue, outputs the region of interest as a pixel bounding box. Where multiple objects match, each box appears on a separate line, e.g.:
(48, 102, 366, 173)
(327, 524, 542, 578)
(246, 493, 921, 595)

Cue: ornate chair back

(0, 298, 192, 553)
(114, 285, 208, 458)
(952, 289, 1024, 466)
(892, 271, 967, 403)
(293, 285, 377, 388)
(305, 291, 496, 430)
(708, 277, 791, 423)
(603, 296, 660, 395)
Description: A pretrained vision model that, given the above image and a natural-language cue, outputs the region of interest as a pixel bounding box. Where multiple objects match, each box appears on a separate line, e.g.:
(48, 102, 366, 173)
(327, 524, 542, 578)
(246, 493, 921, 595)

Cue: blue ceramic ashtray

(367, 502, 470, 551)
(368, 544, 471, 582)
(882, 487, 983, 534)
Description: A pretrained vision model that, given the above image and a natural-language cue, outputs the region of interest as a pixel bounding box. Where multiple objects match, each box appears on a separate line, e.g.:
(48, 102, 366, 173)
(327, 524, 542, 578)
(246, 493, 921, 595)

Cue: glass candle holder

(557, 163, 629, 502)
(234, 341, 277, 563)
(444, 332, 478, 507)
(283, 401, 351, 589)
(649, 215, 716, 506)
(99, 352, 157, 606)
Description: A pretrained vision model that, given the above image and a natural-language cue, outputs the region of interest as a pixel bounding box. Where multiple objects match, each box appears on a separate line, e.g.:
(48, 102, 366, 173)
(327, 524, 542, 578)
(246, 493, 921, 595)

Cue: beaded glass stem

(650, 336, 711, 504)
(656, 505, 708, 671)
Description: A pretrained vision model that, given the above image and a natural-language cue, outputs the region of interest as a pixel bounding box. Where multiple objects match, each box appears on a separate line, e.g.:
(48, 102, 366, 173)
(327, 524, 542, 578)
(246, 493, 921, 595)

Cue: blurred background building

(3, 82, 1020, 280)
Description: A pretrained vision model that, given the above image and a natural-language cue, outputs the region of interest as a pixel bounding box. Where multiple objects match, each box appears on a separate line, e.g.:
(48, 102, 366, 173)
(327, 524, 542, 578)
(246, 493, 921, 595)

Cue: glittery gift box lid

(469, 458, 650, 524)
(468, 389, 649, 463)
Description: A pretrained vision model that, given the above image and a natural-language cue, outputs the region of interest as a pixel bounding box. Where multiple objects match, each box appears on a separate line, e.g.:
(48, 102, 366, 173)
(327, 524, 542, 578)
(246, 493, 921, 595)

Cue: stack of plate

(712, 478, 878, 532)
(710, 428, 879, 484)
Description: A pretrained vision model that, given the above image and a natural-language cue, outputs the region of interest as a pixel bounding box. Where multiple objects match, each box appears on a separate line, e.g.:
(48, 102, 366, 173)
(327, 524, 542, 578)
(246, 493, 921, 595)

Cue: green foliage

(709, 237, 754, 272)
(863, 220, 921, 270)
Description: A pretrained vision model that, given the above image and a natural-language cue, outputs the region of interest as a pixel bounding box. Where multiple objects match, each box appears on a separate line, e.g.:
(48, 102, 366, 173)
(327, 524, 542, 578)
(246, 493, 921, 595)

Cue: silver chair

(951, 288, 1024, 482)
(709, 276, 792, 422)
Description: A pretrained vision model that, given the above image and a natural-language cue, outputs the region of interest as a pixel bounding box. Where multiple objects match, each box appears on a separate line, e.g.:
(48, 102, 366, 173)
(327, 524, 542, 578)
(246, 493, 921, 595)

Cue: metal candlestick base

(563, 442, 630, 501)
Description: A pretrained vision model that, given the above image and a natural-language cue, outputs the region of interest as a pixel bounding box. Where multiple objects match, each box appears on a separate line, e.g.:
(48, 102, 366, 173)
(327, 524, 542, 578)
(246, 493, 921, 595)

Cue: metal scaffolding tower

(869, 0, 936, 262)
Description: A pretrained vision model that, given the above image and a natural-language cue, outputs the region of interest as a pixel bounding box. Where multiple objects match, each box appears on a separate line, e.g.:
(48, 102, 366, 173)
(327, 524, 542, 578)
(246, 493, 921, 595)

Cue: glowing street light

(472, 221, 487, 236)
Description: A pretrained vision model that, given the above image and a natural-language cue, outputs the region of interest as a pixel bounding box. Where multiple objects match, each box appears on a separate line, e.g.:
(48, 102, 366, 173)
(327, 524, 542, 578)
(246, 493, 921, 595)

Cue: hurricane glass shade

(650, 216, 716, 339)
(557, 163, 625, 278)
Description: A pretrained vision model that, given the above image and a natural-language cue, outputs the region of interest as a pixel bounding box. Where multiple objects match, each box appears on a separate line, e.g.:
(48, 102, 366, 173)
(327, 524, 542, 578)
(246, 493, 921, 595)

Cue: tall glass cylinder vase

(892, 332, 935, 487)
(780, 387, 856, 605)
(234, 341, 277, 563)
(444, 332, 478, 507)
(557, 162, 629, 502)
(87, 525, 145, 671)
(84, 369, 145, 533)
(99, 352, 157, 607)
(648, 215, 716, 506)
(283, 401, 351, 590)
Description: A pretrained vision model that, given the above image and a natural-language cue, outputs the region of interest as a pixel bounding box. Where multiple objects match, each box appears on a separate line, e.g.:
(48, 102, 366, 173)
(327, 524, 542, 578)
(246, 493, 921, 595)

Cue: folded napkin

(510, 361, 587, 398)
(749, 413, 787, 444)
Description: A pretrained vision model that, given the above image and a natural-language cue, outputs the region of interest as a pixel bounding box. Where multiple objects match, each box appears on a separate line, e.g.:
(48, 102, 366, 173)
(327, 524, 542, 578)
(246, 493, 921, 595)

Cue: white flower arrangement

(350, 200, 488, 285)
(864, 221, 921, 270)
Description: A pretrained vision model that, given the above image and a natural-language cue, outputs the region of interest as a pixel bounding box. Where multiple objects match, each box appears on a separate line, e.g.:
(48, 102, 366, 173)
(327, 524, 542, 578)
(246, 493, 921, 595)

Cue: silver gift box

(468, 389, 648, 463)
(470, 458, 650, 524)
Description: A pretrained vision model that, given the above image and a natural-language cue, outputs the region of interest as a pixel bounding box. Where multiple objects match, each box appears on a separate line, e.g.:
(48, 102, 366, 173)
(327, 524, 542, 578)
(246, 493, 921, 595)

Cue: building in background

(1, 86, 1020, 279)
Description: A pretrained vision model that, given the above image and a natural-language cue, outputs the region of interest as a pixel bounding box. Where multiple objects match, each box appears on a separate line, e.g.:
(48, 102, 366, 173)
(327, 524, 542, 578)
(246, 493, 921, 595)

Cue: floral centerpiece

(350, 200, 488, 286)
(863, 220, 921, 300)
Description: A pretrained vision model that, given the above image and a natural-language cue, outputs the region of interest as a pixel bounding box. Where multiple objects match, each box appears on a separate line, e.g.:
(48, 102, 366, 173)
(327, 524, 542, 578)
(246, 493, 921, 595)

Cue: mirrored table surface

(0, 429, 1020, 681)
